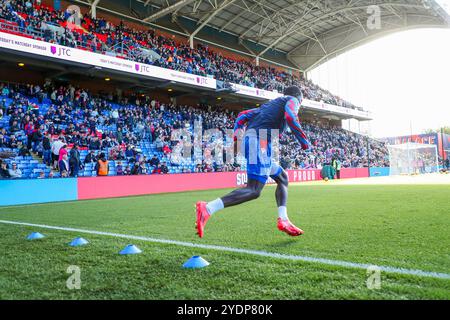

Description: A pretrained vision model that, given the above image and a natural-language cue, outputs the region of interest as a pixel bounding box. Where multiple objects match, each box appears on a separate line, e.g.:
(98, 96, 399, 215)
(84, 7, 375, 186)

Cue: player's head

(284, 85, 303, 103)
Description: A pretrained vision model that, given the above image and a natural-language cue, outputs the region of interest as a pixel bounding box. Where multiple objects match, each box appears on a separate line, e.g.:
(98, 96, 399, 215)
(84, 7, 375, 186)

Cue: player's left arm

(233, 108, 258, 137)
(284, 97, 310, 150)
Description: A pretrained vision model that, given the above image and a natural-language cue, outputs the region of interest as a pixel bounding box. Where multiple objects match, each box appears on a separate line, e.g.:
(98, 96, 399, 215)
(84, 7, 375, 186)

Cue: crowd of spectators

(0, 0, 362, 111)
(279, 122, 389, 170)
(0, 81, 389, 179)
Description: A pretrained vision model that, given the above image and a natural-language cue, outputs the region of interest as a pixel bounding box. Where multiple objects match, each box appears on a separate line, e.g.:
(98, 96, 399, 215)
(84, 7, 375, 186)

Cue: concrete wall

(369, 167, 390, 177)
(0, 178, 78, 206)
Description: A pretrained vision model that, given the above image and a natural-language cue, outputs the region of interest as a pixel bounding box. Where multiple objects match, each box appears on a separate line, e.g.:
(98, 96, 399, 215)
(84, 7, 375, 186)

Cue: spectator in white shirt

(8, 163, 22, 179)
(51, 138, 65, 170)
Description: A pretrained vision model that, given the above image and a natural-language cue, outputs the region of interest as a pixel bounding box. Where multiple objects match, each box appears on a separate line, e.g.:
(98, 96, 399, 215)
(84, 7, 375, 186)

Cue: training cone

(26, 232, 45, 240)
(183, 256, 210, 269)
(69, 237, 89, 247)
(119, 244, 142, 255)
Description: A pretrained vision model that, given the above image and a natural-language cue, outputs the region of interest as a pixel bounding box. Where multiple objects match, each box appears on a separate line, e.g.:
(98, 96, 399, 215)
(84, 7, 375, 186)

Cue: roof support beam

(239, 0, 309, 39)
(293, 3, 427, 33)
(287, 3, 433, 57)
(143, 0, 197, 23)
(220, 1, 260, 31)
(189, 0, 237, 48)
(256, 2, 428, 57)
(254, 1, 316, 57)
(90, 0, 100, 19)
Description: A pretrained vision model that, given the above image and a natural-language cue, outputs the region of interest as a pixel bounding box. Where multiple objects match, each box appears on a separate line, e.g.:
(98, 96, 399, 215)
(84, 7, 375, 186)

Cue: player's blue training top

(233, 96, 310, 150)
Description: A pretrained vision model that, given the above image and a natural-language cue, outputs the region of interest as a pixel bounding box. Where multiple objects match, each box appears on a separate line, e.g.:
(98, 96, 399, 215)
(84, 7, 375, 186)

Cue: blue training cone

(69, 237, 89, 247)
(119, 244, 142, 255)
(26, 232, 45, 240)
(183, 256, 209, 269)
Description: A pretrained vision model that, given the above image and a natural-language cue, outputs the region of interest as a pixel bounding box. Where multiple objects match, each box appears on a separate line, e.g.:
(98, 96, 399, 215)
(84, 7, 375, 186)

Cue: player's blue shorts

(243, 132, 282, 184)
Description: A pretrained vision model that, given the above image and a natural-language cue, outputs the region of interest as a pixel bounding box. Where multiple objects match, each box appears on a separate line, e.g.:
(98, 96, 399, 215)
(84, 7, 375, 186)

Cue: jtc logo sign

(196, 77, 208, 85)
(135, 63, 151, 73)
(50, 45, 71, 57)
(256, 89, 266, 97)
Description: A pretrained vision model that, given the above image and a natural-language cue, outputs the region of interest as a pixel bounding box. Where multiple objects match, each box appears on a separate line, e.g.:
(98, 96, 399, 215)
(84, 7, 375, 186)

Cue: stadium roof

(77, 0, 450, 71)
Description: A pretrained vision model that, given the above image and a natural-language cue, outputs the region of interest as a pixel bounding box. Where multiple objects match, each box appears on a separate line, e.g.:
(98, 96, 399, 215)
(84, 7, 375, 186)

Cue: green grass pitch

(0, 183, 449, 299)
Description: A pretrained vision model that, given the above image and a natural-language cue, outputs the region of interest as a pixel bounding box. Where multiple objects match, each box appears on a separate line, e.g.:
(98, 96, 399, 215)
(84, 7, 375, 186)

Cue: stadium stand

(0, 1, 391, 180)
(0, 81, 389, 179)
(0, 0, 363, 111)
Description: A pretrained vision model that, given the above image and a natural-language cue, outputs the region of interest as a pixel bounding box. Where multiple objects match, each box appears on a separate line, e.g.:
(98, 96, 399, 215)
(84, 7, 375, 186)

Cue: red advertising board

(78, 168, 368, 200)
(77, 172, 238, 200)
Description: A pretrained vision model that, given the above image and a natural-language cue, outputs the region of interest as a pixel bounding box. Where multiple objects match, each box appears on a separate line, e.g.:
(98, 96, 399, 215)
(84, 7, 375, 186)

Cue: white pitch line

(0, 219, 449, 280)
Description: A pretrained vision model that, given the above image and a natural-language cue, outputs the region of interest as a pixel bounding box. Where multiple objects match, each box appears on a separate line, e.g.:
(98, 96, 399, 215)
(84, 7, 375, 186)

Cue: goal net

(387, 143, 439, 175)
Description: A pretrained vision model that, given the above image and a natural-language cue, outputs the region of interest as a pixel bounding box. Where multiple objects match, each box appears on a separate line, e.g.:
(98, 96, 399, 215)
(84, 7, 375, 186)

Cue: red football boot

(277, 218, 304, 236)
(195, 201, 211, 238)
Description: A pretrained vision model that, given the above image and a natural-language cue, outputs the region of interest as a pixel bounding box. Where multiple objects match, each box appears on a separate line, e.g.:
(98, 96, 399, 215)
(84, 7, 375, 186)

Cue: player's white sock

(278, 206, 289, 221)
(206, 198, 224, 215)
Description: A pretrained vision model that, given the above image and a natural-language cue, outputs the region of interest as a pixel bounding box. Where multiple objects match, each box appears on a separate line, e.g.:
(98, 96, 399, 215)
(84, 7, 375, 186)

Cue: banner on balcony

(0, 31, 216, 89)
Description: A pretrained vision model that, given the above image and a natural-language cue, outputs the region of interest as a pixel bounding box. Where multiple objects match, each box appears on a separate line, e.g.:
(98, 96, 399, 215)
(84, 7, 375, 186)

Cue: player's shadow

(268, 239, 301, 249)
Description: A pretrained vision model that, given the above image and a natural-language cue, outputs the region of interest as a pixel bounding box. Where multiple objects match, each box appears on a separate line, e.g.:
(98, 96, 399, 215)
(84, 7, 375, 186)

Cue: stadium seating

(0, 81, 389, 180)
(0, 0, 362, 111)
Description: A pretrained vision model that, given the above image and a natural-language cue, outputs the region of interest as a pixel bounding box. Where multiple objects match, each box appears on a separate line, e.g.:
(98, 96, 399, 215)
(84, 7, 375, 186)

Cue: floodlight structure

(387, 143, 439, 176)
